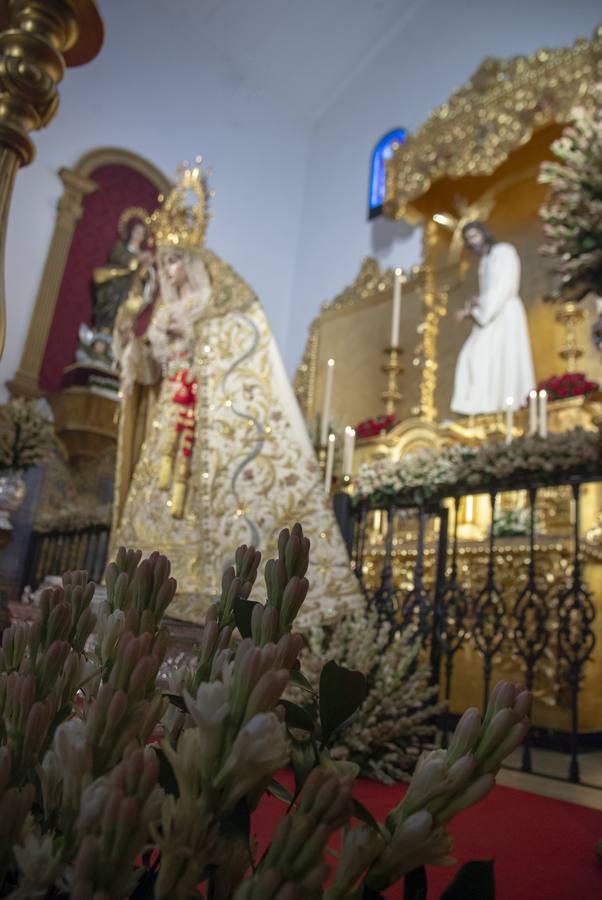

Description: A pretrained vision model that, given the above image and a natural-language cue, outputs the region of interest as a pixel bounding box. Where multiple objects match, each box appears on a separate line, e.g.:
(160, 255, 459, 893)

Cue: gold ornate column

(418, 220, 448, 422)
(0, 0, 104, 358)
(8, 167, 97, 396)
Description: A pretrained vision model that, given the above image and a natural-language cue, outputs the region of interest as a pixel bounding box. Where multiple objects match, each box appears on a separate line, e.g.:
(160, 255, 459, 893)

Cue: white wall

(287, 1, 602, 369)
(2, 1, 600, 394)
(0, 0, 309, 397)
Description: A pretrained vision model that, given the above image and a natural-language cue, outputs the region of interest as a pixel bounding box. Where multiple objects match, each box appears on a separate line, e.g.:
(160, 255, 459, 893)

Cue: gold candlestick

(317, 443, 327, 474)
(0, 0, 104, 357)
(556, 301, 585, 373)
(381, 345, 403, 416)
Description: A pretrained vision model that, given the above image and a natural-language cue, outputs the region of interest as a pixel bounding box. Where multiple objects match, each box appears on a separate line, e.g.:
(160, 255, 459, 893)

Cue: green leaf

(352, 798, 383, 835)
(290, 737, 318, 794)
(154, 747, 179, 797)
(279, 699, 315, 732)
(266, 778, 294, 805)
(439, 860, 495, 900)
(404, 866, 427, 900)
(289, 668, 315, 694)
(319, 660, 367, 744)
(233, 596, 260, 638)
(163, 692, 187, 712)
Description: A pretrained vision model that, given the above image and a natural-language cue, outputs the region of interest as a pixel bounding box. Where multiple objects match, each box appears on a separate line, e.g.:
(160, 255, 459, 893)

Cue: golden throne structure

(294, 28, 602, 737)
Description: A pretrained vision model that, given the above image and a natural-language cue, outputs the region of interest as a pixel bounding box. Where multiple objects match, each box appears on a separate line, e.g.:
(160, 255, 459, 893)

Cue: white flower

(215, 712, 289, 811)
(12, 831, 62, 897)
(53, 719, 93, 812)
(184, 681, 229, 774)
(75, 778, 109, 833)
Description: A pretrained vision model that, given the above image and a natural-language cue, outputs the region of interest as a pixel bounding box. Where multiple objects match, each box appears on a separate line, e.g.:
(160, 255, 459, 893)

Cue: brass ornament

(381, 346, 403, 416)
(555, 301, 585, 373)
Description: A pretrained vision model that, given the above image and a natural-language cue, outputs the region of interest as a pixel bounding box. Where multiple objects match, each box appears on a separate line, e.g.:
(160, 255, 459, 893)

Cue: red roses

(354, 413, 396, 439)
(536, 372, 598, 401)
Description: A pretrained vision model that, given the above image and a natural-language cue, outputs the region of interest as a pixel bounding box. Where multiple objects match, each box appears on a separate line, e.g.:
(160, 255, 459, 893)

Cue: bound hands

(455, 298, 477, 322)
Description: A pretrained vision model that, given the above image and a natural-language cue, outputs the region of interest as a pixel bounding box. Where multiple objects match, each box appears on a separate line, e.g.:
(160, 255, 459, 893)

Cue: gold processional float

(294, 28, 602, 739)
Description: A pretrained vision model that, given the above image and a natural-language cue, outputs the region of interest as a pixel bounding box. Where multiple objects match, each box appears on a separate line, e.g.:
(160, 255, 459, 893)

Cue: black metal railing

(21, 525, 111, 593)
(336, 473, 601, 787)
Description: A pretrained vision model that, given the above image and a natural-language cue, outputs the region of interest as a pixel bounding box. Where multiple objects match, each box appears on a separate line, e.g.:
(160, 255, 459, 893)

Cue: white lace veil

(146, 249, 211, 366)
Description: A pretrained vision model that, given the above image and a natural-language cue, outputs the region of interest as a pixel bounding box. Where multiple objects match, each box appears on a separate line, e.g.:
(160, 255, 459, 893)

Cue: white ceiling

(118, 0, 422, 125)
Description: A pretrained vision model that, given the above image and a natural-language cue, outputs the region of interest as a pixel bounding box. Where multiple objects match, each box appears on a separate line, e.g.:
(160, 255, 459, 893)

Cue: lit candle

(320, 358, 335, 447)
(343, 426, 356, 478)
(324, 433, 336, 495)
(505, 396, 514, 445)
(465, 494, 474, 523)
(538, 389, 548, 438)
(391, 268, 402, 348)
(529, 390, 538, 435)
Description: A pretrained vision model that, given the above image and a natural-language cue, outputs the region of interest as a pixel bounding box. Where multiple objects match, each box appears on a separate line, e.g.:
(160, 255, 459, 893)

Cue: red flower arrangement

(355, 413, 397, 439)
(536, 372, 598, 401)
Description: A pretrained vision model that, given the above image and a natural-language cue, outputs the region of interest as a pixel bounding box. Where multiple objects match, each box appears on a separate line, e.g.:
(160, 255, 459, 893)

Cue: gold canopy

(383, 25, 602, 222)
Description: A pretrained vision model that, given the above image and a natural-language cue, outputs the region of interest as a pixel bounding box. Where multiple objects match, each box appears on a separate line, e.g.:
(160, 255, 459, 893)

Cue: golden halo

(118, 206, 149, 240)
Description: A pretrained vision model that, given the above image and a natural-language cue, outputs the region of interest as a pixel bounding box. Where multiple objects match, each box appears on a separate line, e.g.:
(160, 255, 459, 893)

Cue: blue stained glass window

(368, 128, 407, 219)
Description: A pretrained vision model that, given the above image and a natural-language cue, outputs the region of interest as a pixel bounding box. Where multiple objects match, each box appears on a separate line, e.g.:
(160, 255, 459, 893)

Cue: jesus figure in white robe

(451, 221, 536, 416)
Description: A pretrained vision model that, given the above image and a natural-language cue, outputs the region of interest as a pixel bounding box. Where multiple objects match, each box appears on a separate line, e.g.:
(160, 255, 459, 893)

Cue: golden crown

(148, 157, 213, 252)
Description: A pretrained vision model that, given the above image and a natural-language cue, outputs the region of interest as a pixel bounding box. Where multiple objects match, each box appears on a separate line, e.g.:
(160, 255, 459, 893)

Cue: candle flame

(529, 389, 538, 398)
(327, 358, 335, 367)
(539, 389, 547, 398)
(328, 433, 335, 443)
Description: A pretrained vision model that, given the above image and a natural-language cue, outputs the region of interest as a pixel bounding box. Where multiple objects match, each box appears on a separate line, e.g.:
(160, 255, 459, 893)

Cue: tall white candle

(343, 426, 356, 477)
(505, 396, 514, 445)
(529, 390, 538, 435)
(320, 358, 335, 446)
(465, 494, 474, 523)
(538, 390, 548, 438)
(391, 268, 402, 348)
(324, 433, 336, 495)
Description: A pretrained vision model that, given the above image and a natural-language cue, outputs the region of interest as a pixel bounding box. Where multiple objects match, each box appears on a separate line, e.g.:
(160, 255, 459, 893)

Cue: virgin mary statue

(111, 163, 361, 626)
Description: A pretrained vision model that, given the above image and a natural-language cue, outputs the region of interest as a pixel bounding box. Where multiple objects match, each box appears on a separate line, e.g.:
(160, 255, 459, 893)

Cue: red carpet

(253, 771, 602, 899)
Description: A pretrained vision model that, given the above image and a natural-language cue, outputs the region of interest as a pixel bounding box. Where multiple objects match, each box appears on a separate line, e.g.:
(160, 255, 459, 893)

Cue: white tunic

(451, 242, 535, 415)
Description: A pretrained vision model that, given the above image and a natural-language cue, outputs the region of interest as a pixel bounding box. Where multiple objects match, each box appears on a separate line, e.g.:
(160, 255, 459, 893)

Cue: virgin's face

(163, 253, 188, 290)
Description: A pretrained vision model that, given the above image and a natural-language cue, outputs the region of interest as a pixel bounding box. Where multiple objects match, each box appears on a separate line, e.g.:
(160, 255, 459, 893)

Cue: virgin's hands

(116, 317, 134, 347)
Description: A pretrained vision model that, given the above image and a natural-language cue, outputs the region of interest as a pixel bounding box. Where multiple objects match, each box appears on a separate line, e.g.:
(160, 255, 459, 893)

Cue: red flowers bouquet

(537, 372, 598, 401)
(355, 413, 396, 439)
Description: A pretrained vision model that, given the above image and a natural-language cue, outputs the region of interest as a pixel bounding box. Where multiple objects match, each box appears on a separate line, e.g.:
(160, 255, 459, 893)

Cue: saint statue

(451, 221, 536, 415)
(74, 208, 156, 372)
(92, 208, 154, 334)
(111, 163, 361, 625)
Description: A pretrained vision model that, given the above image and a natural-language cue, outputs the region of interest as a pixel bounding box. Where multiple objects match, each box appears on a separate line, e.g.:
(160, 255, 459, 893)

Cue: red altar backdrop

(39, 164, 161, 393)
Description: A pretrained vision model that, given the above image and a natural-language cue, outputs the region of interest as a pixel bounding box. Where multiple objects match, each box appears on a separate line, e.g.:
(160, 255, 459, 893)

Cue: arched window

(368, 128, 406, 219)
